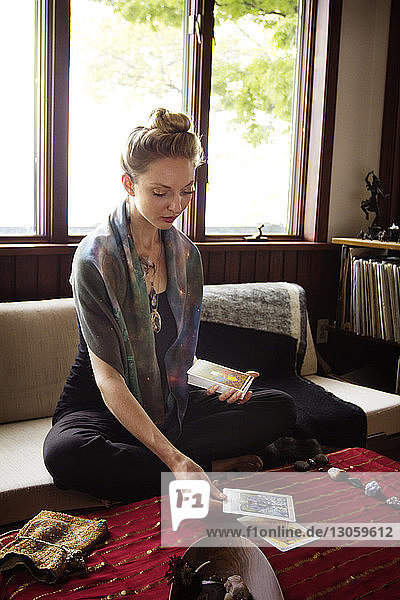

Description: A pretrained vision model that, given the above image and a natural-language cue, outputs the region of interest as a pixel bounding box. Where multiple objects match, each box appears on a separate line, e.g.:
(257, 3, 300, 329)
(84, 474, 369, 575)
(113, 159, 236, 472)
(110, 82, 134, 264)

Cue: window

(0, 0, 340, 245)
(206, 1, 301, 236)
(68, 0, 184, 234)
(0, 1, 37, 236)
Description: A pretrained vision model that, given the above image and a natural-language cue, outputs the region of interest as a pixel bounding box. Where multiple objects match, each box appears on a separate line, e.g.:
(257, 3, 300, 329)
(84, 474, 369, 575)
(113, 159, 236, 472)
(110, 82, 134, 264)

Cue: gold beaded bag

(0, 510, 108, 583)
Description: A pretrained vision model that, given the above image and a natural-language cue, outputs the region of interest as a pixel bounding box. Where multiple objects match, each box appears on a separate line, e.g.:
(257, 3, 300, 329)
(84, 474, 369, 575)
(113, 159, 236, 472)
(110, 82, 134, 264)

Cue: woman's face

(123, 157, 195, 230)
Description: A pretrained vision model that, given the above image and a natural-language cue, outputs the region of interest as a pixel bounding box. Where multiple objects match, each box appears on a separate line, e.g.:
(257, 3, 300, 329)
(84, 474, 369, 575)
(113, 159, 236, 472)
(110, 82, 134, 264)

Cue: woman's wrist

(164, 449, 188, 472)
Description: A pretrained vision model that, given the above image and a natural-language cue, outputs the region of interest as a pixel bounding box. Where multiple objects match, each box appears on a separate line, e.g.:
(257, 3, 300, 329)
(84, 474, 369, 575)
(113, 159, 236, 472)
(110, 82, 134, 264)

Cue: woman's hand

(206, 371, 260, 405)
(170, 453, 227, 506)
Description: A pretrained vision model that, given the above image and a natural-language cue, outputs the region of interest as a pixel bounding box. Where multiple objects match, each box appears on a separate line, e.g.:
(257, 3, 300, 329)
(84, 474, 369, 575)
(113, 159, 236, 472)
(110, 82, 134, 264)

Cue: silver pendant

(151, 309, 162, 333)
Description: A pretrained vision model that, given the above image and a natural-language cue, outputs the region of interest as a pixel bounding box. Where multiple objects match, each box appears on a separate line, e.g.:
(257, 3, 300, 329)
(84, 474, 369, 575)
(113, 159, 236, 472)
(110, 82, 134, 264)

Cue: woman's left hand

(206, 371, 260, 405)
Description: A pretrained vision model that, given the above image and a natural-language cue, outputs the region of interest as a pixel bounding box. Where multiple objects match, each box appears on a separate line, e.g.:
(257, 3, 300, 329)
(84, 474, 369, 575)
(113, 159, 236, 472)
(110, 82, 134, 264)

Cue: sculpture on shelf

(243, 223, 269, 241)
(359, 171, 390, 240)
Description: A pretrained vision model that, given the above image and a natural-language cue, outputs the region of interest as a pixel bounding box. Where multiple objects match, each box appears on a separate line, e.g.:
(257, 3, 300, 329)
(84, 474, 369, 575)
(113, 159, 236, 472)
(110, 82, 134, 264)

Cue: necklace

(138, 232, 163, 334)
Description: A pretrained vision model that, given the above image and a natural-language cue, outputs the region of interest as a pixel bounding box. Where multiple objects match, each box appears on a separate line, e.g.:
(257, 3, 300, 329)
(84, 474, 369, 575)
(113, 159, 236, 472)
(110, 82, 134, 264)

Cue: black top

(53, 292, 179, 435)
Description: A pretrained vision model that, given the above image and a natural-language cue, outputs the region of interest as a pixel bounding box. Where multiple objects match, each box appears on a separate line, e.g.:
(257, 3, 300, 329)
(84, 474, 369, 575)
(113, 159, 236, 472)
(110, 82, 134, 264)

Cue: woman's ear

(122, 173, 135, 196)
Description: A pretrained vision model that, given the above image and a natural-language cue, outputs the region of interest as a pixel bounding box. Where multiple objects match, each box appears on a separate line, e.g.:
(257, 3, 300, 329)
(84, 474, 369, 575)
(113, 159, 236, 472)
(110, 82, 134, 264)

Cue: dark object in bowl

(168, 536, 283, 600)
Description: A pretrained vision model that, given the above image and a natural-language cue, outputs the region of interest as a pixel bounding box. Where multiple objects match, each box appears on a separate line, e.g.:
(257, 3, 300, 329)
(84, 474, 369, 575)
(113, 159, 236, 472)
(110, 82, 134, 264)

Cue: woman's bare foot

(211, 454, 263, 472)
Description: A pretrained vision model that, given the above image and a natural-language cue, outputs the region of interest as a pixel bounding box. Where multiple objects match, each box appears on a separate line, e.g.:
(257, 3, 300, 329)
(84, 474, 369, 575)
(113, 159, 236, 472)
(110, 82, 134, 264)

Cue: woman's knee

(43, 425, 97, 481)
(277, 390, 296, 428)
(254, 388, 296, 431)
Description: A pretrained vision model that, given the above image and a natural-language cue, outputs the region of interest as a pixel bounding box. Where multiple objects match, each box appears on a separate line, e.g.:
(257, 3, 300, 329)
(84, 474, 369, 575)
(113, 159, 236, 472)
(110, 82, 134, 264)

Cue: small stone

(294, 460, 310, 472)
(347, 477, 364, 488)
(328, 467, 349, 481)
(318, 467, 326, 472)
(307, 458, 317, 468)
(365, 481, 382, 497)
(386, 496, 400, 509)
(314, 454, 330, 466)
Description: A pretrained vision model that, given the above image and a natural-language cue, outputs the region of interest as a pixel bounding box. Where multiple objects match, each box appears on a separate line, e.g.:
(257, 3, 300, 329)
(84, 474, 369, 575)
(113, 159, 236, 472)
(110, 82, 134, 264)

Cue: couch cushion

(0, 298, 78, 423)
(306, 375, 400, 436)
(0, 418, 102, 526)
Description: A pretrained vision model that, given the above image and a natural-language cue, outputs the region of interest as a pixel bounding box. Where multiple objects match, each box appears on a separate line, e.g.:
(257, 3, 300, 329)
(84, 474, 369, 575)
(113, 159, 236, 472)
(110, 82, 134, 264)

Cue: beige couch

(1, 288, 400, 527)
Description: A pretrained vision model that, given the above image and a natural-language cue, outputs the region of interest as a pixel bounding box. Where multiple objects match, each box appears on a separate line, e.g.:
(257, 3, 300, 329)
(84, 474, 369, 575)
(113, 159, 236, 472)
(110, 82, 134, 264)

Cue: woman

(43, 108, 296, 504)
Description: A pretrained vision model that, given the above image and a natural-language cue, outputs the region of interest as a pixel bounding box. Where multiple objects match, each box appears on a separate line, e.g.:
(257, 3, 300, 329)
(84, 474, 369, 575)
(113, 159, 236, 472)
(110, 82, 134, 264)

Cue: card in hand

(223, 487, 296, 522)
(187, 359, 254, 399)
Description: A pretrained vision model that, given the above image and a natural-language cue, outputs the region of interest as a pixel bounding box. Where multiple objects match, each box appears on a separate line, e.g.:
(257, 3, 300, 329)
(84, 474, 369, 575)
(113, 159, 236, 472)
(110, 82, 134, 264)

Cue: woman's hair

(121, 108, 204, 179)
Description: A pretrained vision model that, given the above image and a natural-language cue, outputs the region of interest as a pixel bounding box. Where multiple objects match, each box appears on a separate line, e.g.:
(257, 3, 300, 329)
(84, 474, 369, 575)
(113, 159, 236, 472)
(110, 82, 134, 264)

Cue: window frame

(183, 0, 343, 243)
(0, 0, 342, 246)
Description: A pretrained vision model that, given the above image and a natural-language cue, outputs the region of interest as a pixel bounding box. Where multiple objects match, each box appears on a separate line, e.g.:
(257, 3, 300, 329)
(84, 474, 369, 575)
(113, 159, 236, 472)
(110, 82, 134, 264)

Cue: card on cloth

(187, 359, 254, 399)
(237, 516, 320, 552)
(222, 487, 296, 522)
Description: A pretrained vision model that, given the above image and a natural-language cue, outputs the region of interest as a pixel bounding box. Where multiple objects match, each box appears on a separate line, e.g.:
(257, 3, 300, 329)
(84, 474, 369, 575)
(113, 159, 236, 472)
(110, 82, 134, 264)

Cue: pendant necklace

(139, 232, 163, 334)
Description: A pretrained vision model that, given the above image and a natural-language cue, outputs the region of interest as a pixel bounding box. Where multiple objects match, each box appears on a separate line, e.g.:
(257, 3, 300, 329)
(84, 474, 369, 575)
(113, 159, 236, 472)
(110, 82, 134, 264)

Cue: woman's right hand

(170, 453, 227, 504)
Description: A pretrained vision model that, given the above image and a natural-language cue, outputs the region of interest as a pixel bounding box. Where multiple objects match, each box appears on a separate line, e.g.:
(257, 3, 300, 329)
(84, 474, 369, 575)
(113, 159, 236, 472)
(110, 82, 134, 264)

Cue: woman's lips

(161, 216, 177, 223)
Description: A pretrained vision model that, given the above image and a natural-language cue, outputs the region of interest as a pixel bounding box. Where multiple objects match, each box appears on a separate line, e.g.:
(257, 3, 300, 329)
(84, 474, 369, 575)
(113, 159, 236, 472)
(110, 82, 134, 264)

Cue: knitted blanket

(202, 283, 307, 372)
(199, 283, 367, 447)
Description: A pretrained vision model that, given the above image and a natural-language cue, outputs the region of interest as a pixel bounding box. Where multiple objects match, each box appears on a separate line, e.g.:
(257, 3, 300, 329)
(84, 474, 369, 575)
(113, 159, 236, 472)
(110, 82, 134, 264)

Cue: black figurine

(360, 171, 389, 238)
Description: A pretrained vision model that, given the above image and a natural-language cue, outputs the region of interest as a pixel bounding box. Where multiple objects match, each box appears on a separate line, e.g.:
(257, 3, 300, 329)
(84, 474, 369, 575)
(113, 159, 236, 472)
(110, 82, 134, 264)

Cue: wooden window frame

(182, 0, 343, 243)
(0, 0, 342, 247)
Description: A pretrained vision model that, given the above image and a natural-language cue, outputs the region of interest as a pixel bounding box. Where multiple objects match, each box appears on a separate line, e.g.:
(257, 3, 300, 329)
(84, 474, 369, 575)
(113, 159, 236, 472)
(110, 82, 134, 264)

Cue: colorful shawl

(70, 199, 203, 428)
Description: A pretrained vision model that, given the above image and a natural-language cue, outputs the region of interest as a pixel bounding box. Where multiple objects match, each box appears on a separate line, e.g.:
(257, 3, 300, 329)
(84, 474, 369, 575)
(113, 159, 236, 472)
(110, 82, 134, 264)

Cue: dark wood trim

(49, 0, 70, 242)
(0, 244, 77, 256)
(0, 241, 336, 256)
(289, 0, 317, 237)
(182, 0, 214, 241)
(379, 0, 400, 228)
(303, 0, 342, 242)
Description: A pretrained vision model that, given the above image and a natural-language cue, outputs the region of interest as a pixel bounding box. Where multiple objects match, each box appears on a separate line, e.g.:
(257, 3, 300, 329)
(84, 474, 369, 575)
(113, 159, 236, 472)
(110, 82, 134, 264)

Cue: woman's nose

(168, 193, 183, 213)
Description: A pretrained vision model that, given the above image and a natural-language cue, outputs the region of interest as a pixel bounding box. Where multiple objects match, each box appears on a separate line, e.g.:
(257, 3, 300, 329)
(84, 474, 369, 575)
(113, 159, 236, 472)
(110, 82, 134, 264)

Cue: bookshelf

(332, 238, 400, 394)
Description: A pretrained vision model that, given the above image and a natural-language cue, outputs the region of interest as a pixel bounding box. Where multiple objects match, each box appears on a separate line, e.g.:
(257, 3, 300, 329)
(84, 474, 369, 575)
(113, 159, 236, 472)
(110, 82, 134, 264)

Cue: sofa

(1, 282, 400, 527)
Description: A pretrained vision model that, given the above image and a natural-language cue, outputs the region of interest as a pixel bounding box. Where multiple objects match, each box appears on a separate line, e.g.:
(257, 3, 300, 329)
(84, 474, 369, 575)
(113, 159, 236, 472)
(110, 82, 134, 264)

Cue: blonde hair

(121, 108, 204, 179)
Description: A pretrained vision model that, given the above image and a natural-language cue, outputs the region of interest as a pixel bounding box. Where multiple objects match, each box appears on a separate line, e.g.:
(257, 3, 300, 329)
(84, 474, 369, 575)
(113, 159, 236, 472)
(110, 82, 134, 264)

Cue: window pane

(68, 0, 184, 235)
(206, 2, 300, 236)
(0, 1, 36, 236)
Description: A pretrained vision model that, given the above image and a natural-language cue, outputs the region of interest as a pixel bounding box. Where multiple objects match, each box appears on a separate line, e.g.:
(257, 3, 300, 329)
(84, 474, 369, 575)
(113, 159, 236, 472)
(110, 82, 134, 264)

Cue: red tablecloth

(1, 448, 400, 600)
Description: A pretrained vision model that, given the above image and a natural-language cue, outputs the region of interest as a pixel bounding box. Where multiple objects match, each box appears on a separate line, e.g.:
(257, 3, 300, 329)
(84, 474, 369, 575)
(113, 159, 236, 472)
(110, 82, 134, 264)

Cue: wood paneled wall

(0, 244, 340, 334)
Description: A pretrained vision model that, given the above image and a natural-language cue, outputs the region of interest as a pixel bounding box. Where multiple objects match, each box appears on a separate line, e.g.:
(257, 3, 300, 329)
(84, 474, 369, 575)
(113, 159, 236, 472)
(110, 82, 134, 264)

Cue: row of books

(337, 247, 400, 342)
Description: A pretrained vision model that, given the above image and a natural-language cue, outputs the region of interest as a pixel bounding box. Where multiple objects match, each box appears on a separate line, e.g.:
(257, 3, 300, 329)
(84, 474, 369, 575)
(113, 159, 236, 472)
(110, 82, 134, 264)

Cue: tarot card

(237, 516, 320, 552)
(187, 359, 254, 399)
(222, 487, 296, 522)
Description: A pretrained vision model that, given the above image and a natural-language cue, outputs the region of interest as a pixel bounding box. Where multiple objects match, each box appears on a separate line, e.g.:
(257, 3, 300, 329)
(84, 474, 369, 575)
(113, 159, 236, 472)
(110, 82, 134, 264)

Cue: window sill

(196, 241, 337, 251)
(0, 243, 78, 256)
(0, 240, 338, 256)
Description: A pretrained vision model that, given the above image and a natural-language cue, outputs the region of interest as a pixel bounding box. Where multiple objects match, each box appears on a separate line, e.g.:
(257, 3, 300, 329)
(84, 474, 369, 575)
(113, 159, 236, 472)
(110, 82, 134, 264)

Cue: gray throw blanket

(202, 283, 307, 372)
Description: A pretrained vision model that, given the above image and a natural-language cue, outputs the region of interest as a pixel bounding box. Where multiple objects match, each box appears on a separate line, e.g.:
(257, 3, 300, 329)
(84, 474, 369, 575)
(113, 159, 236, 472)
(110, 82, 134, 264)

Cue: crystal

(365, 481, 382, 497)
(347, 477, 363, 488)
(386, 496, 400, 509)
(328, 467, 349, 481)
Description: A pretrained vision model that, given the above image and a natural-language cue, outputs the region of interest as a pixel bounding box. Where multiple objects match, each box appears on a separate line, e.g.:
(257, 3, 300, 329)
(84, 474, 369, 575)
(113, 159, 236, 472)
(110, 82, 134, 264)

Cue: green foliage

(90, 0, 299, 145)
(94, 0, 183, 29)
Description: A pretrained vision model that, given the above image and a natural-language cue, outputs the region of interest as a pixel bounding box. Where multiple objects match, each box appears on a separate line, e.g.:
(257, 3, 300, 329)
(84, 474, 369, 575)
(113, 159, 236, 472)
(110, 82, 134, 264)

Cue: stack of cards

(187, 359, 254, 399)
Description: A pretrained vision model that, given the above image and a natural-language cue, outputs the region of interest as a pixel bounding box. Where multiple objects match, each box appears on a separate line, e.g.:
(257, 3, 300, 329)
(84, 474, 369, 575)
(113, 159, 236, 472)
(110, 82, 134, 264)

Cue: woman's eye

(153, 191, 166, 197)
(184, 190, 195, 195)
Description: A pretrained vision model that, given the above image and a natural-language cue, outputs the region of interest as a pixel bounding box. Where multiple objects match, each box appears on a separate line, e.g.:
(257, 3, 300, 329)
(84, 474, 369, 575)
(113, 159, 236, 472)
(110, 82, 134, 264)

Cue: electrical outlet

(316, 319, 329, 344)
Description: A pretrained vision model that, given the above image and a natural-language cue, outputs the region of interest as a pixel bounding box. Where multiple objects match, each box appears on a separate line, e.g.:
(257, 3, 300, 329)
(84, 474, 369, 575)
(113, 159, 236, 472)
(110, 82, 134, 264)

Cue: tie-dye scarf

(70, 199, 203, 428)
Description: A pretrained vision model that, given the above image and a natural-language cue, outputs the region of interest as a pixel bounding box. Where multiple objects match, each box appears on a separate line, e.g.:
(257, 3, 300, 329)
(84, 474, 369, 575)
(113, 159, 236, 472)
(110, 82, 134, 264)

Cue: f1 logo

(169, 480, 210, 531)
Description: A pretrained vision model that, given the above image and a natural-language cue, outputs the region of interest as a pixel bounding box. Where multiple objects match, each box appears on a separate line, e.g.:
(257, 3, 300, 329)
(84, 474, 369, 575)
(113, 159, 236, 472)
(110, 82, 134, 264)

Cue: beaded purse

(0, 510, 108, 583)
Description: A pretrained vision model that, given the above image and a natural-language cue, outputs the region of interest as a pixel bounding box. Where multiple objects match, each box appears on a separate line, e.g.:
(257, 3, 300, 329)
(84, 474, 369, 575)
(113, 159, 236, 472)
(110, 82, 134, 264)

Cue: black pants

(43, 387, 295, 502)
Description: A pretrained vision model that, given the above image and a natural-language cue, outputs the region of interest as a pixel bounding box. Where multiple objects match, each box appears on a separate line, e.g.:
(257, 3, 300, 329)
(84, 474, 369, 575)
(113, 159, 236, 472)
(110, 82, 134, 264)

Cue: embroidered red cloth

(1, 448, 399, 600)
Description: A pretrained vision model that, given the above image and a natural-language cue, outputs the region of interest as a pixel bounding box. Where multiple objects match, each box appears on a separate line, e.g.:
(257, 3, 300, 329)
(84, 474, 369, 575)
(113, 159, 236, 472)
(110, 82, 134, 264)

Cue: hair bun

(147, 107, 191, 134)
